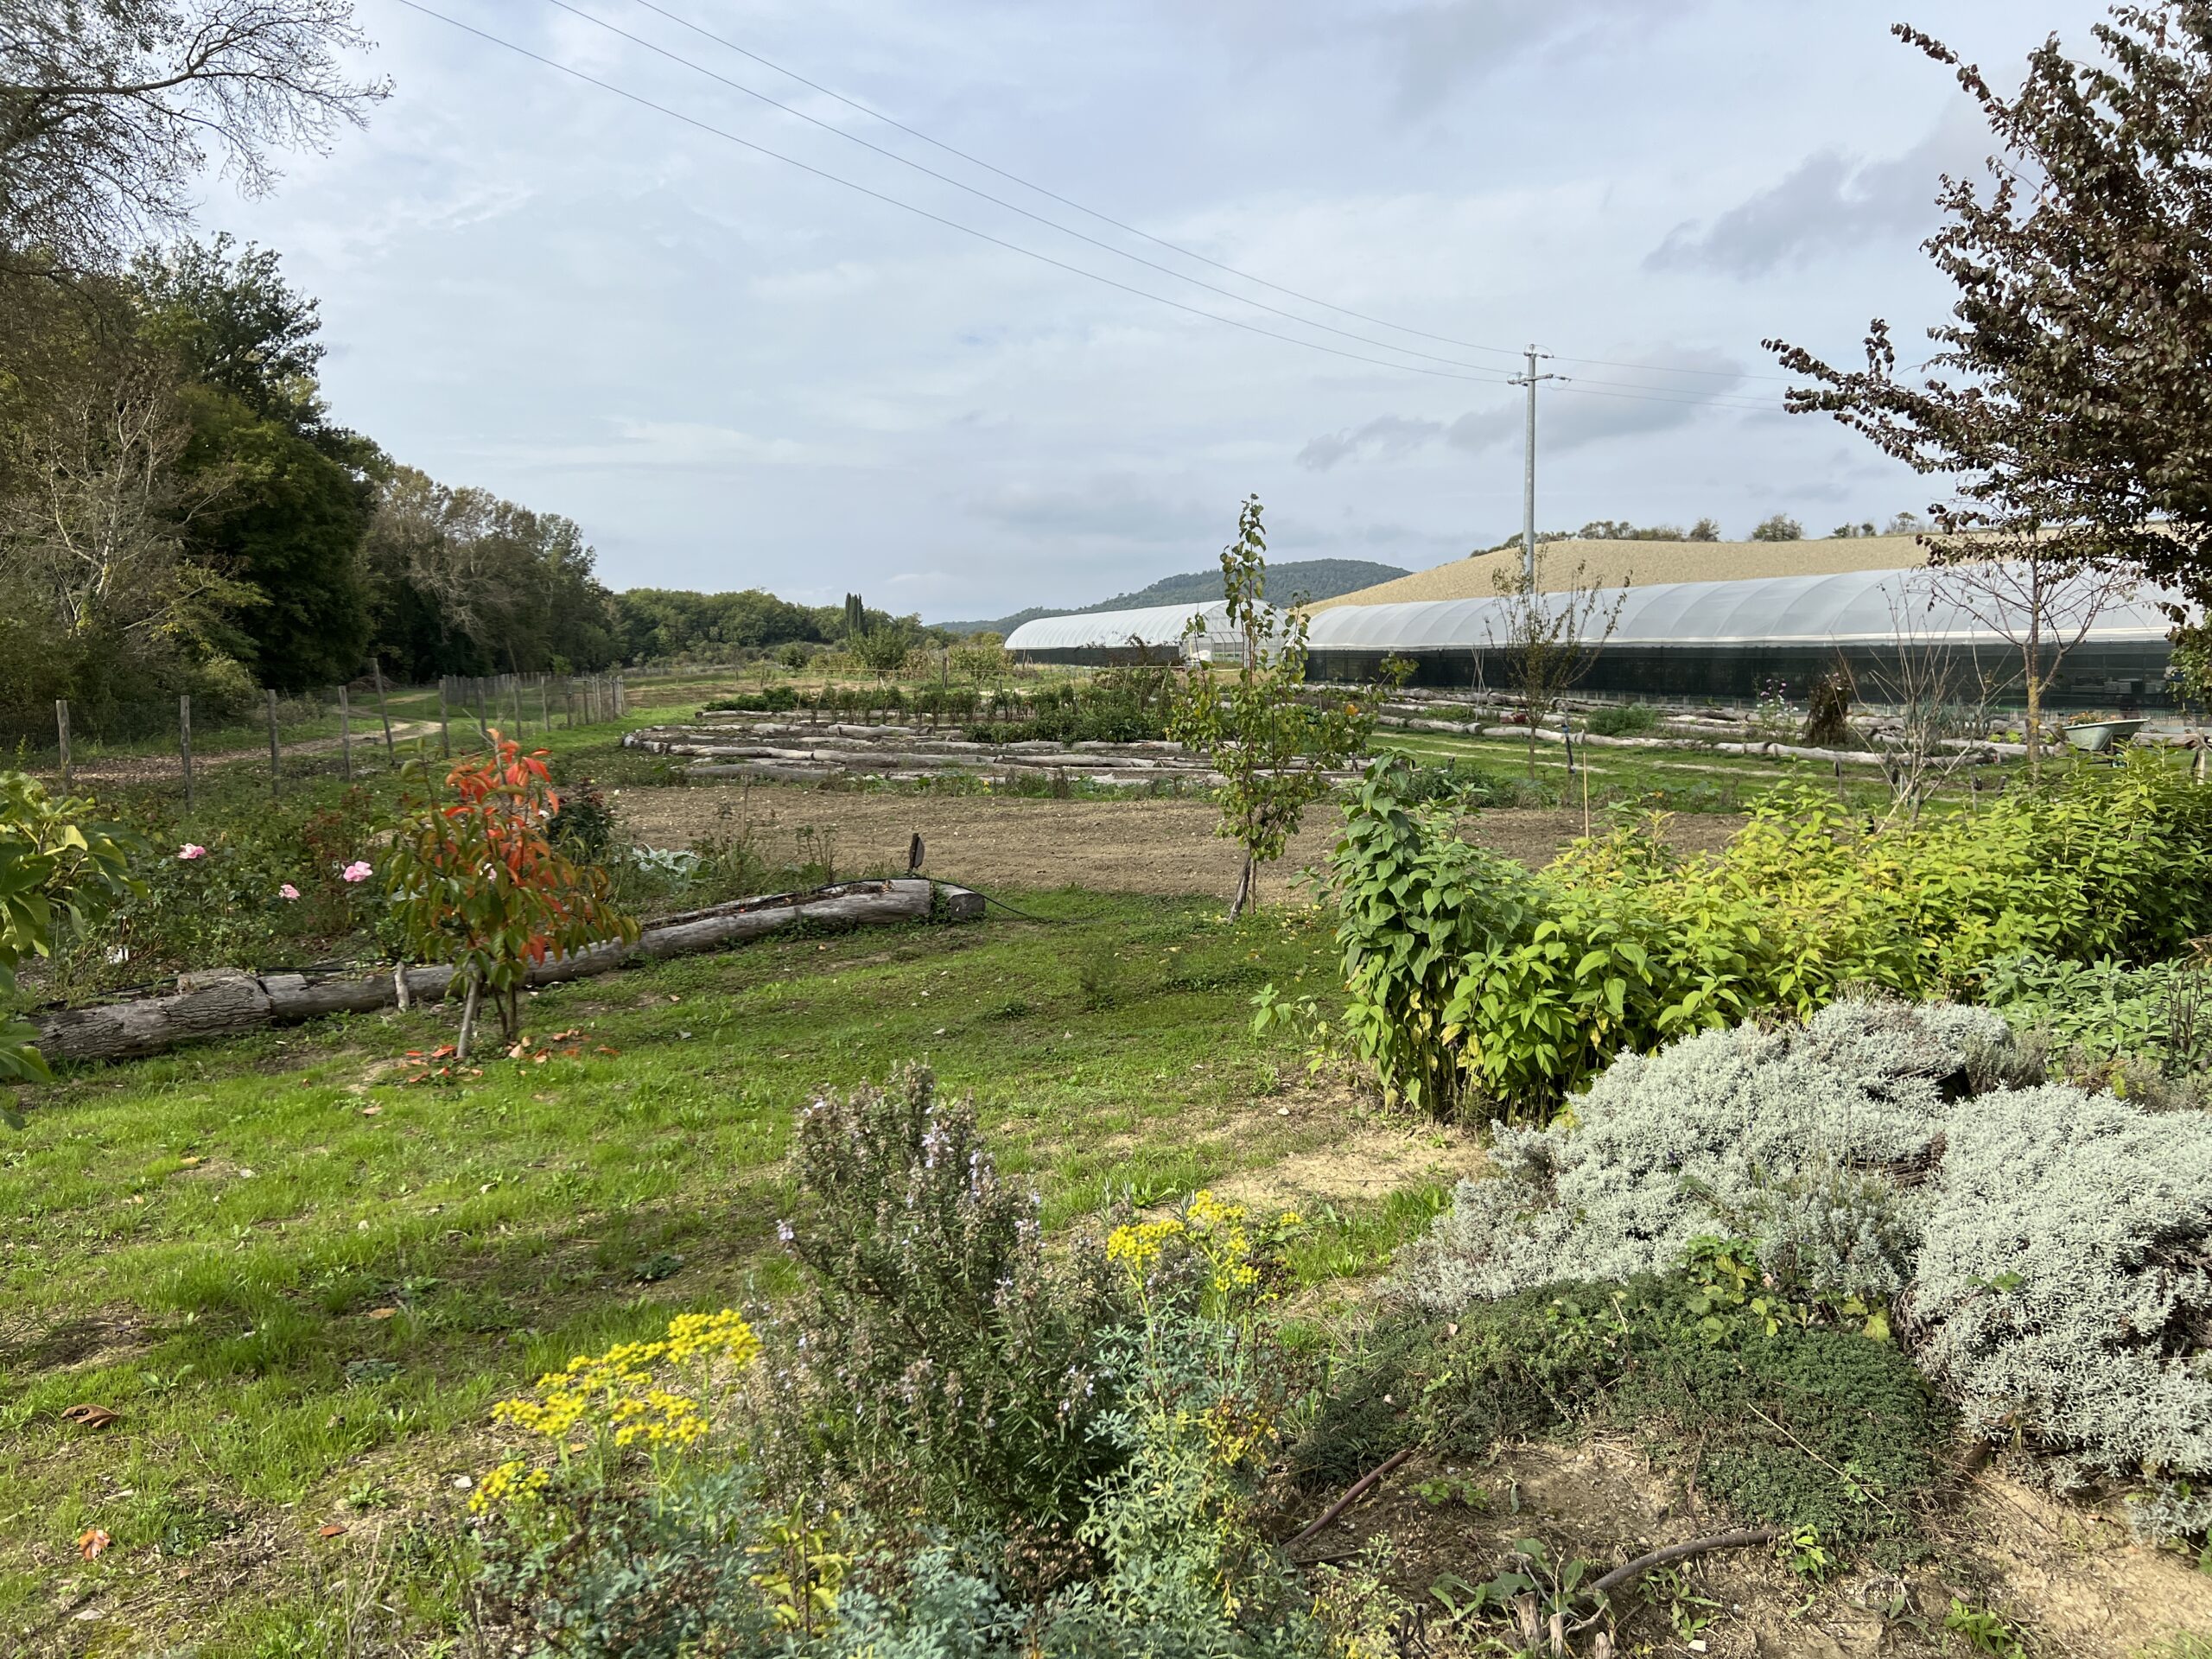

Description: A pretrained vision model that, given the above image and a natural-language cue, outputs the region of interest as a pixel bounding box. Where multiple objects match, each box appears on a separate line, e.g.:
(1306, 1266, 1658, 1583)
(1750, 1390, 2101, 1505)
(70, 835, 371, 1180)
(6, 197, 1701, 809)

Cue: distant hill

(933, 558, 1409, 639)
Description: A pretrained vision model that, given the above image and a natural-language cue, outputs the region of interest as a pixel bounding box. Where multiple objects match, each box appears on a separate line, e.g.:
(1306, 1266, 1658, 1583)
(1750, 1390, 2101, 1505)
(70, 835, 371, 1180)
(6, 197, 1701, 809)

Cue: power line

(391, 0, 1515, 389)
(392, 2, 1780, 415)
(539, 0, 1525, 380)
(620, 0, 1796, 385)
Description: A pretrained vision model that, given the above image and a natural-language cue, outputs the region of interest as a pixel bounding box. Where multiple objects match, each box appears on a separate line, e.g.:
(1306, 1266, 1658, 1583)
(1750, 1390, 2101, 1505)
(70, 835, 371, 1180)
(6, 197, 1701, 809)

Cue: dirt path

(614, 785, 1743, 897)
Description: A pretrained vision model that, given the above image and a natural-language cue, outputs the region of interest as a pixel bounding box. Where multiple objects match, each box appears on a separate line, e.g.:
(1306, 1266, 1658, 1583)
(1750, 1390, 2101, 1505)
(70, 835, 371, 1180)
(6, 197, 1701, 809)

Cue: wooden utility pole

(54, 700, 69, 789)
(266, 690, 282, 795)
(179, 694, 194, 810)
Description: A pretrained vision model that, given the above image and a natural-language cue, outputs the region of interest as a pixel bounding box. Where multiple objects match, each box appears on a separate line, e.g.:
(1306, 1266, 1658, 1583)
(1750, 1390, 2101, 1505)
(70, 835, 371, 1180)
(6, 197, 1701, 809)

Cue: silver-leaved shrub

(1399, 999, 2212, 1539)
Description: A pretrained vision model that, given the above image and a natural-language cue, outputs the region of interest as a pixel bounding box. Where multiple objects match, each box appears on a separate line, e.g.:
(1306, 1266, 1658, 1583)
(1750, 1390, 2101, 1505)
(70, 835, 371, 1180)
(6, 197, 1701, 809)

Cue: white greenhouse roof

(1006, 601, 1245, 652)
(1301, 565, 2179, 652)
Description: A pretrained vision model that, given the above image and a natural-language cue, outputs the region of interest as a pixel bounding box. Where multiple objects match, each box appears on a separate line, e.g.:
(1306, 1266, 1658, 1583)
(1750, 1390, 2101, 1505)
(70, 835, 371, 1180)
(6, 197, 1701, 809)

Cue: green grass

(0, 888, 1378, 1650)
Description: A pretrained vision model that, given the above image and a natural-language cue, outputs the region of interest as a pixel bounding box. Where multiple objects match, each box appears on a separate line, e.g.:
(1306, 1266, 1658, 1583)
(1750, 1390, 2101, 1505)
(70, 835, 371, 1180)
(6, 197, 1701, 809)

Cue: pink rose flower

(178, 843, 207, 861)
(341, 861, 373, 884)
(278, 883, 301, 900)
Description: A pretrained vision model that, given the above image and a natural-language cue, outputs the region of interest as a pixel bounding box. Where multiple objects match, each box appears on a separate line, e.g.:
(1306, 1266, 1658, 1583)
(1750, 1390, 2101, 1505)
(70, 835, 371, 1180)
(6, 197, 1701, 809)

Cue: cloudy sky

(200, 0, 2113, 619)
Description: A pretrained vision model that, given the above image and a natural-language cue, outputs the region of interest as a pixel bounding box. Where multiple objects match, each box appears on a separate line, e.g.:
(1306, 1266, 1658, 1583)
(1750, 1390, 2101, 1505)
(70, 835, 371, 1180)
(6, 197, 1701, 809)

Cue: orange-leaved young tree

(384, 734, 635, 1058)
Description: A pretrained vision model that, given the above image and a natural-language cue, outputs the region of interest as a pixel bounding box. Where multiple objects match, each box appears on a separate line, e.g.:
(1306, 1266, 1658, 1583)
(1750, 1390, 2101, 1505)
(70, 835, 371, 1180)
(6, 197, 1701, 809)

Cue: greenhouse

(1011, 567, 2182, 711)
(1004, 601, 1268, 665)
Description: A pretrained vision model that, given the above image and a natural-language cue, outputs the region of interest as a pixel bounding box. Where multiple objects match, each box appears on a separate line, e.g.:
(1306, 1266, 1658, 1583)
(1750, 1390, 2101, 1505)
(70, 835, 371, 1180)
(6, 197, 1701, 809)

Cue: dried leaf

(366, 1307, 397, 1320)
(360, 1105, 381, 1116)
(60, 1403, 120, 1430)
(77, 1527, 111, 1560)
(318, 1522, 347, 1539)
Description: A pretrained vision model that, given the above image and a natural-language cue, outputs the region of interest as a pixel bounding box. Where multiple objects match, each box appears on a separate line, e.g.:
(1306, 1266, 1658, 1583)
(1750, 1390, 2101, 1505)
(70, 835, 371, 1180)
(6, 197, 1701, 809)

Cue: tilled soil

(613, 785, 1744, 897)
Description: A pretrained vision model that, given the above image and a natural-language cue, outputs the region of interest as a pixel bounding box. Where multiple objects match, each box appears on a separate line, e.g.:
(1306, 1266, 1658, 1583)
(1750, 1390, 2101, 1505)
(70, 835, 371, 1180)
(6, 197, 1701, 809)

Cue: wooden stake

(266, 690, 282, 795)
(371, 659, 395, 760)
(54, 699, 69, 789)
(179, 694, 194, 810)
(437, 679, 451, 758)
(339, 683, 353, 779)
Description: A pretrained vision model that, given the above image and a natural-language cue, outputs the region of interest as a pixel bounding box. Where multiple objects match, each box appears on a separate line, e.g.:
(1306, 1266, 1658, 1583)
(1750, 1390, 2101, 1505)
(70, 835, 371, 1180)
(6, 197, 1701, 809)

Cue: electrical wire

(619, 0, 1796, 384)
(392, 0, 1529, 390)
(397, 1, 1783, 413)
(541, 0, 1532, 381)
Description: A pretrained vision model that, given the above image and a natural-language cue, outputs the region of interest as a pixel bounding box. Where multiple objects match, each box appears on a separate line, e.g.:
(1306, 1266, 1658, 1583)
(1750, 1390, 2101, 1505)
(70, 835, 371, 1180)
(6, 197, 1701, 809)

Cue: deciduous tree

(1168, 496, 1372, 919)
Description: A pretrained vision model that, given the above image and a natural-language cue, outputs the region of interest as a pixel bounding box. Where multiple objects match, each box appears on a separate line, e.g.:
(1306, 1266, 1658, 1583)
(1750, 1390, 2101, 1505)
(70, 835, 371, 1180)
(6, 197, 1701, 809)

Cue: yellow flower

(468, 1458, 551, 1515)
(1106, 1218, 1184, 1275)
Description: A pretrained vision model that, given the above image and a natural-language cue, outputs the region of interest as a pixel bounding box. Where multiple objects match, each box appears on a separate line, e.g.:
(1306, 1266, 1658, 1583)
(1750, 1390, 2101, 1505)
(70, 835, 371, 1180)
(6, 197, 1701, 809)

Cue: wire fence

(3, 671, 630, 801)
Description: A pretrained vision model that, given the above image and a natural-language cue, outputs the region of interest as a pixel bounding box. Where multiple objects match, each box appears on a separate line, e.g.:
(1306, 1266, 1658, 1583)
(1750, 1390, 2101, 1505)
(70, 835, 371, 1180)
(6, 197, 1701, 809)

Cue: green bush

(1584, 702, 1660, 737)
(1982, 950, 2212, 1071)
(0, 772, 138, 1086)
(750, 1064, 1133, 1545)
(1330, 753, 2212, 1116)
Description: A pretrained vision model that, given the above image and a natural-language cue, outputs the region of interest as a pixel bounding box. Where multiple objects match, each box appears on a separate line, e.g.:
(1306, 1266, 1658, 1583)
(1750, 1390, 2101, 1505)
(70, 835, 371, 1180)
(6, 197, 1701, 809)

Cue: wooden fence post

(510, 674, 524, 741)
(538, 676, 549, 733)
(371, 659, 395, 760)
(266, 690, 282, 795)
(437, 677, 451, 757)
(339, 683, 353, 779)
(179, 694, 194, 810)
(54, 699, 70, 789)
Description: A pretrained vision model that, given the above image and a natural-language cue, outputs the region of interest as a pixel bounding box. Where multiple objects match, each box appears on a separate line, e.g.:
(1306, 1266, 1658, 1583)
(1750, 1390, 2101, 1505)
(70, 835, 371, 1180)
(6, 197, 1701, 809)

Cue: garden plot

(621, 712, 1359, 790)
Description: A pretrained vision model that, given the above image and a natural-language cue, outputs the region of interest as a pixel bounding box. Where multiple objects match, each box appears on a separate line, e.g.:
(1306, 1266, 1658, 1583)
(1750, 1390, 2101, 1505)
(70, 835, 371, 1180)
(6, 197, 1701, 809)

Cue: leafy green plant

(1167, 496, 1374, 918)
(382, 733, 636, 1058)
(1584, 702, 1659, 737)
(0, 771, 137, 1092)
(1332, 751, 2212, 1116)
(1943, 1597, 2024, 1656)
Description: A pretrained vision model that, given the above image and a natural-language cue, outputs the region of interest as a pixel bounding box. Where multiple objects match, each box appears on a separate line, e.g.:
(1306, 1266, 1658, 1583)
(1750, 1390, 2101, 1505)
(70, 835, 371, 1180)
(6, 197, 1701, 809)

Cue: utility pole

(1510, 346, 1557, 589)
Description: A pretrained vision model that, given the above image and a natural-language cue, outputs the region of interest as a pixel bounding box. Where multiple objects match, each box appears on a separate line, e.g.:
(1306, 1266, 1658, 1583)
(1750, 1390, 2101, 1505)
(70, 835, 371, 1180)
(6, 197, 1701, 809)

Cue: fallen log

(30, 879, 981, 1068)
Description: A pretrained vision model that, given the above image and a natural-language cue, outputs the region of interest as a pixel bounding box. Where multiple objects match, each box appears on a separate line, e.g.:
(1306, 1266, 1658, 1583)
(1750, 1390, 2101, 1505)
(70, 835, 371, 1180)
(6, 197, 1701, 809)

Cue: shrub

(0, 772, 137, 1087)
(751, 1064, 1132, 1544)
(1396, 998, 1995, 1312)
(382, 734, 636, 1056)
(1904, 1083, 2212, 1537)
(547, 775, 616, 863)
(1583, 702, 1659, 737)
(1399, 1000, 2212, 1541)
(1330, 753, 2212, 1116)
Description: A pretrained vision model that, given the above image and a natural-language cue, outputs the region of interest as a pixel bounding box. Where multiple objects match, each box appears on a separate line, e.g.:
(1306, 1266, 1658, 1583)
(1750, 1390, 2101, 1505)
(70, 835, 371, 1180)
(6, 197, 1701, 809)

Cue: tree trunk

(455, 972, 481, 1061)
(2024, 613, 2044, 780)
(1230, 853, 1256, 920)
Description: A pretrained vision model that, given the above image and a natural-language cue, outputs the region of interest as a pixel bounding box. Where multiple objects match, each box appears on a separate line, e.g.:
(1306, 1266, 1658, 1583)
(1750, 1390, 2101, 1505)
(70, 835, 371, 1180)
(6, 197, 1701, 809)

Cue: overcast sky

(200, 0, 2114, 619)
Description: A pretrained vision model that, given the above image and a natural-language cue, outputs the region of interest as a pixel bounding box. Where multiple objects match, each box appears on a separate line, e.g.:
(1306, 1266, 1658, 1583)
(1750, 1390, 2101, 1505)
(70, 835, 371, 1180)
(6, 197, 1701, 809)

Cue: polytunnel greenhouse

(1006, 567, 2180, 710)
(1002, 601, 1269, 665)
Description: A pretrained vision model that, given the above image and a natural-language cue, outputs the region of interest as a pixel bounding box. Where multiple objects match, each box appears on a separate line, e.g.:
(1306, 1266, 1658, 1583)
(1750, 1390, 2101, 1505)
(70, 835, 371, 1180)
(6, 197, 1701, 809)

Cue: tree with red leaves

(384, 733, 634, 1058)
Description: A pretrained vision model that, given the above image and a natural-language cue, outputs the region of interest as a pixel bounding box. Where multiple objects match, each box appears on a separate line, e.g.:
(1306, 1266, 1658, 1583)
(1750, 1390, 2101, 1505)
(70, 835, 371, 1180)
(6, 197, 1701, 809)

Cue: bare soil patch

(1307, 1441, 2212, 1658)
(613, 786, 1743, 897)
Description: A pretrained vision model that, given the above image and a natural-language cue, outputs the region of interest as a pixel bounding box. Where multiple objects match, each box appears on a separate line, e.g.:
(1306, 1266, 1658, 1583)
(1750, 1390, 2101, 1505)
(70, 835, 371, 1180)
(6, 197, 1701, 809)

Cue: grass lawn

(0, 886, 1454, 1654)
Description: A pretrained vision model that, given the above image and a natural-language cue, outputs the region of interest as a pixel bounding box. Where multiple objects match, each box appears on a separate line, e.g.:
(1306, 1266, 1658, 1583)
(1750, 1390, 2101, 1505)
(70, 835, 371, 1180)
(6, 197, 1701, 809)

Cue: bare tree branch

(0, 2, 389, 276)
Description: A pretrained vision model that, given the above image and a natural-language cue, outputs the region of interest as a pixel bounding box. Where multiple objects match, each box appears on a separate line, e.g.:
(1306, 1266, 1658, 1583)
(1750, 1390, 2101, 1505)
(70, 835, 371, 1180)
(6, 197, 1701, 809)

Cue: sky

(197, 0, 2118, 620)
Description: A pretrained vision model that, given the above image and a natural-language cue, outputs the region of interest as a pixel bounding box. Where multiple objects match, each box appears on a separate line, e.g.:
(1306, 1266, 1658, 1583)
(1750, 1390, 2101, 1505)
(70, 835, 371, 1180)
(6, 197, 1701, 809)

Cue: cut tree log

(30, 880, 982, 1068)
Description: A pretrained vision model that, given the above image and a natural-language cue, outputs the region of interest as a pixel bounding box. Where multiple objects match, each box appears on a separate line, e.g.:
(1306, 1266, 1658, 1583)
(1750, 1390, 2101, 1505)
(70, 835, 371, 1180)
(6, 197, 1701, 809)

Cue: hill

(1309, 536, 1931, 610)
(935, 557, 1408, 637)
